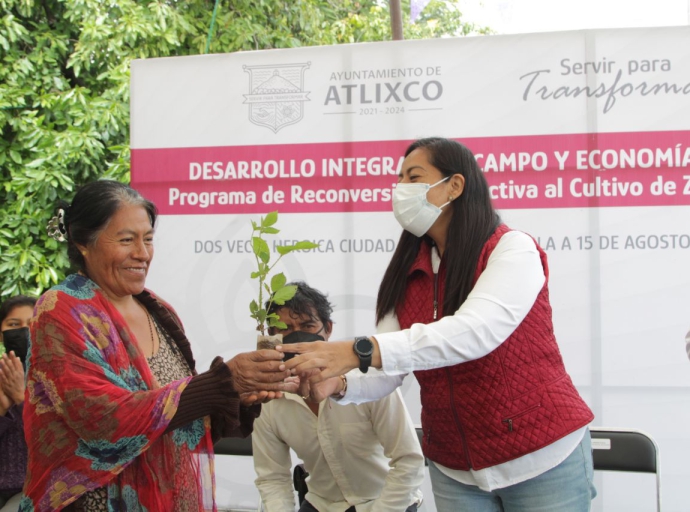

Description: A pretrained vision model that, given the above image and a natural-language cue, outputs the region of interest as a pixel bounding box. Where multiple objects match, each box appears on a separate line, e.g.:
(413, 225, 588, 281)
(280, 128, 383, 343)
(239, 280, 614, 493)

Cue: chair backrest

(293, 463, 309, 506)
(214, 435, 254, 457)
(414, 427, 428, 466)
(590, 427, 661, 512)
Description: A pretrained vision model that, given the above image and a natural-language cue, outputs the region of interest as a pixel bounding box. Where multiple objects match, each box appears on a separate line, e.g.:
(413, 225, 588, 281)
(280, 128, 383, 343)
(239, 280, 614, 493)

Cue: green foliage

(249, 212, 318, 335)
(0, 0, 487, 298)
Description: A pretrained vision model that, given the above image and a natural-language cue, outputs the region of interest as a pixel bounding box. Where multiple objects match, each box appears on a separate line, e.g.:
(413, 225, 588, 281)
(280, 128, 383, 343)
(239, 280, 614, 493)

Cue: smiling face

(79, 203, 155, 301)
(399, 148, 466, 199)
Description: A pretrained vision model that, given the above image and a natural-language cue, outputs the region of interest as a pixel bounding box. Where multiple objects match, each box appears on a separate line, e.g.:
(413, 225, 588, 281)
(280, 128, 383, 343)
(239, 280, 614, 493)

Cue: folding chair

(293, 463, 309, 506)
(214, 435, 262, 512)
(590, 427, 661, 512)
(215, 435, 255, 457)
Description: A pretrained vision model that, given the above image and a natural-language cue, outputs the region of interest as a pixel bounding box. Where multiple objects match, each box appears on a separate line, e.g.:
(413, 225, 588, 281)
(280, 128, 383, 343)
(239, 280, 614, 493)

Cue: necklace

(139, 302, 157, 358)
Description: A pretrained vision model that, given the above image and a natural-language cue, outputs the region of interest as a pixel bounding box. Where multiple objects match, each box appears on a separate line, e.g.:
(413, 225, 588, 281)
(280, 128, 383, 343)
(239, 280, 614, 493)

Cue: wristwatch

(353, 336, 374, 373)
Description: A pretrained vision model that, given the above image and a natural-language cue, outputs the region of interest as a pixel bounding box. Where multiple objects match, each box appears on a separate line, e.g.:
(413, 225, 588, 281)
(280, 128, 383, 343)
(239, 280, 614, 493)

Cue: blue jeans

(429, 431, 597, 512)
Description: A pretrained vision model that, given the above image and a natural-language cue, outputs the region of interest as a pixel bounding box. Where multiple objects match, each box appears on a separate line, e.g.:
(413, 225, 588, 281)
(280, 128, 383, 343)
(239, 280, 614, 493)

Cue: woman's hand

(226, 349, 296, 397)
(278, 341, 359, 383)
(238, 376, 300, 406)
(297, 371, 345, 403)
(0, 352, 25, 405)
(239, 391, 280, 406)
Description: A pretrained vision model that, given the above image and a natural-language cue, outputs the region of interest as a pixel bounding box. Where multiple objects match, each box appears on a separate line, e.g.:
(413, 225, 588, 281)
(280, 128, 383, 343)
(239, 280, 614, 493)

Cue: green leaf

(293, 240, 319, 250)
(9, 150, 22, 164)
(252, 236, 270, 258)
(275, 240, 318, 255)
(271, 284, 297, 305)
(268, 319, 288, 330)
(25, 158, 47, 168)
(262, 211, 278, 228)
(270, 272, 286, 291)
(2, 284, 18, 297)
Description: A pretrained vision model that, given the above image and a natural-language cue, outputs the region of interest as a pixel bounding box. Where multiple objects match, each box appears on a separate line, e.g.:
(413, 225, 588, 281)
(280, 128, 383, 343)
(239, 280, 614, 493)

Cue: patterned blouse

(70, 317, 194, 511)
(20, 274, 258, 512)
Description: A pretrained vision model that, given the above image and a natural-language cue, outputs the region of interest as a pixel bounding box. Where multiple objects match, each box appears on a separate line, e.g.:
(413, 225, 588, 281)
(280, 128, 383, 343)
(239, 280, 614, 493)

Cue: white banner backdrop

(131, 27, 690, 512)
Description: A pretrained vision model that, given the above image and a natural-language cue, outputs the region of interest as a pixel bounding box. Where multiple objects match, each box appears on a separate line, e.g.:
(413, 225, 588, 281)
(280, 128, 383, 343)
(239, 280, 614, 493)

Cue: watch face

(354, 337, 374, 356)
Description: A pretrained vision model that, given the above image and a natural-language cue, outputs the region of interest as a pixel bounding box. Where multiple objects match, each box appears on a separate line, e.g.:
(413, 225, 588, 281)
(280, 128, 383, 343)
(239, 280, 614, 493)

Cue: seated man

(252, 281, 424, 512)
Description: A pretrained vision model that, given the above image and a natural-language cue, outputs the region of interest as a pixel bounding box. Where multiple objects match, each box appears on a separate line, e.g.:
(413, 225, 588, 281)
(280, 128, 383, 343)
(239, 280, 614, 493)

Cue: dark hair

(61, 180, 157, 271)
(267, 281, 334, 329)
(376, 137, 500, 323)
(0, 295, 37, 325)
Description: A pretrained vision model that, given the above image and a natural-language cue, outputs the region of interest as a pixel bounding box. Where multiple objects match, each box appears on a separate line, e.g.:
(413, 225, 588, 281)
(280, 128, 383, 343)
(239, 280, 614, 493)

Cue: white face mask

(392, 177, 451, 237)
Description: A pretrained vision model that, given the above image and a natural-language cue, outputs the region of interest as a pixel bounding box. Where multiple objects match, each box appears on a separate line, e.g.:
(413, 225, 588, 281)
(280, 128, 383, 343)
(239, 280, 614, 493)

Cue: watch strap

(353, 336, 373, 374)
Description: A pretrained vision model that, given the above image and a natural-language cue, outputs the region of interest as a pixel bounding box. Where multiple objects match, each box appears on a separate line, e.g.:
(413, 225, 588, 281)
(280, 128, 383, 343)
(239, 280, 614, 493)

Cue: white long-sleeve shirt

(253, 389, 424, 512)
(340, 231, 587, 491)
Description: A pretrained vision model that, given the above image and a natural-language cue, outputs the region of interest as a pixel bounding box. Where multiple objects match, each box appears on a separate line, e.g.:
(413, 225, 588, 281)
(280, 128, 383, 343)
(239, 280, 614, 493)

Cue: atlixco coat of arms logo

(243, 63, 311, 133)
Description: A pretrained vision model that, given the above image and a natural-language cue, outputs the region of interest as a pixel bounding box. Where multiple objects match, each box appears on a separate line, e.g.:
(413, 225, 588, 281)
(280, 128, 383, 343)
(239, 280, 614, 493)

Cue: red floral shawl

(21, 274, 216, 511)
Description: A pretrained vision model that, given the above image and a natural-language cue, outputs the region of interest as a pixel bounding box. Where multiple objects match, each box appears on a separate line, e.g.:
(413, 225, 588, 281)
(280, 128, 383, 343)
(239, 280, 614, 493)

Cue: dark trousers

(299, 500, 418, 512)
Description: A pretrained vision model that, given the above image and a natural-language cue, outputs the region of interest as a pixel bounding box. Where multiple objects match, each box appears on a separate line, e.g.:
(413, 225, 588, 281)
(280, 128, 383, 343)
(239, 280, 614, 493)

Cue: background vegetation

(0, 0, 488, 297)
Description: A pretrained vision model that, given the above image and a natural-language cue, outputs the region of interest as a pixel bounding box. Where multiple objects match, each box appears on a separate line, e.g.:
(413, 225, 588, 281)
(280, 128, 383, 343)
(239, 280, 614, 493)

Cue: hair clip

(47, 207, 68, 242)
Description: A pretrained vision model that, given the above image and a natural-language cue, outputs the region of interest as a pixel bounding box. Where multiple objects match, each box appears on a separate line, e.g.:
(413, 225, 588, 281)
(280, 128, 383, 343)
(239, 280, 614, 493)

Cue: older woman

(20, 180, 295, 512)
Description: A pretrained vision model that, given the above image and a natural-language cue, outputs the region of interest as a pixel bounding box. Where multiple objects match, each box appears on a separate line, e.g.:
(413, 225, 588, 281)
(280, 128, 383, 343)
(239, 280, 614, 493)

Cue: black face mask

(2, 327, 30, 364)
(281, 330, 324, 361)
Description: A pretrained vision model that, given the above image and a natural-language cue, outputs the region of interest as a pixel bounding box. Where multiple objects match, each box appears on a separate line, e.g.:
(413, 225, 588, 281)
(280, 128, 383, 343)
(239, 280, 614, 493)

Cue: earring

(449, 196, 454, 201)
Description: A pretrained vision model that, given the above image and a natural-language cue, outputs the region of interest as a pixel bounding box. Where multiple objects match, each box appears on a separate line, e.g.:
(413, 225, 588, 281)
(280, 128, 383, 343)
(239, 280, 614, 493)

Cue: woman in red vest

(283, 137, 596, 512)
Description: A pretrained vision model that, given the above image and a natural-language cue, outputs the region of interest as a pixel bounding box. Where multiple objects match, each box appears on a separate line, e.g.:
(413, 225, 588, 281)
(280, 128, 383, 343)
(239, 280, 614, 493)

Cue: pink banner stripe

(131, 132, 690, 214)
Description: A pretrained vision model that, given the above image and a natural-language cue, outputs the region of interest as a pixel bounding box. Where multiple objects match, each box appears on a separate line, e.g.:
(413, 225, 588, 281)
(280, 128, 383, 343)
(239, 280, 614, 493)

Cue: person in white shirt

(281, 138, 596, 512)
(253, 281, 424, 512)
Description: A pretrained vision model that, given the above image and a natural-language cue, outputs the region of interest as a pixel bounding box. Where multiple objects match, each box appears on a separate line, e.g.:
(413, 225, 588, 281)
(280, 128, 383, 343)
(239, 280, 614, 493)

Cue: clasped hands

(226, 340, 360, 406)
(279, 340, 362, 402)
(0, 351, 25, 416)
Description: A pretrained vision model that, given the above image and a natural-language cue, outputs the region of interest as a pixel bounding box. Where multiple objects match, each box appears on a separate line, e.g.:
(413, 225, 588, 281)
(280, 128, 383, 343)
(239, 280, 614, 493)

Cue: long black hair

(376, 137, 500, 323)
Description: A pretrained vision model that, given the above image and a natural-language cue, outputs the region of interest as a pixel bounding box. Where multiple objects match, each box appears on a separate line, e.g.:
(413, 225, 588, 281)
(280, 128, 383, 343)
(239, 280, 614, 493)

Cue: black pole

(390, 0, 404, 40)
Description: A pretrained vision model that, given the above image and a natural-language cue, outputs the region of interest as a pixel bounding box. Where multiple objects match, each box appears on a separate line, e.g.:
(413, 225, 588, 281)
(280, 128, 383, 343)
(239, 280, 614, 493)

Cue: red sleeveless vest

(398, 224, 593, 470)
